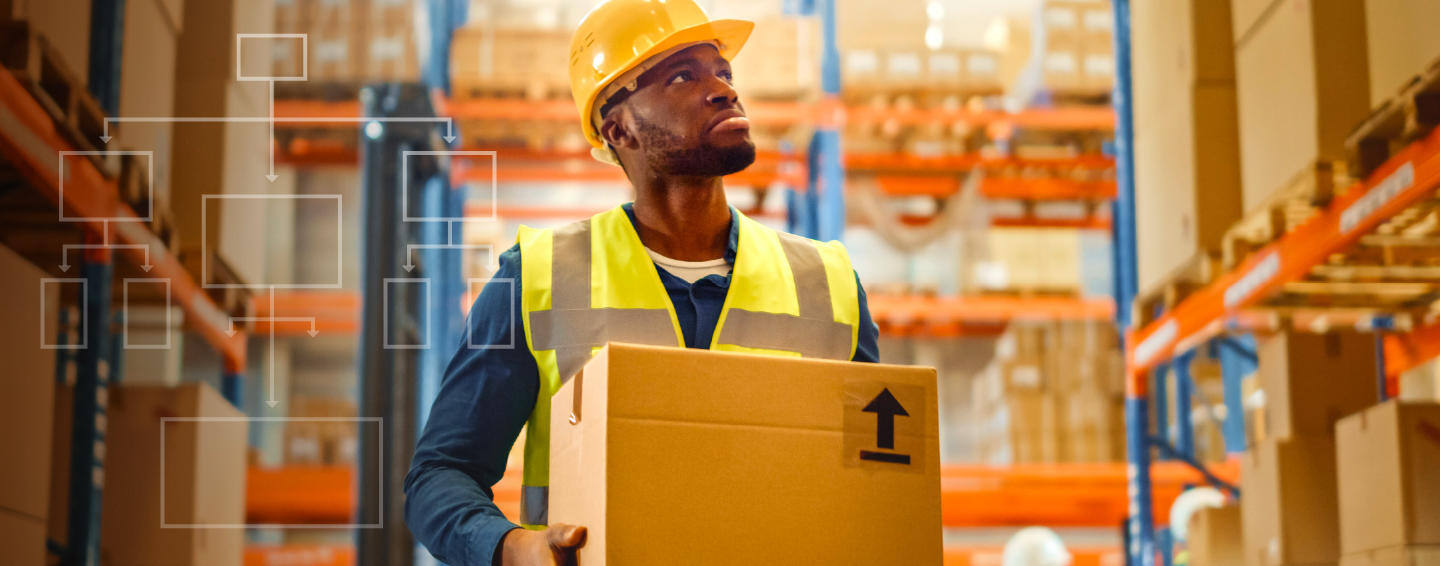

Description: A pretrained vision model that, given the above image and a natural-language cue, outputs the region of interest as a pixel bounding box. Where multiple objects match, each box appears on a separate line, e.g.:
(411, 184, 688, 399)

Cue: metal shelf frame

(0, 62, 250, 566)
(1115, 38, 1440, 566)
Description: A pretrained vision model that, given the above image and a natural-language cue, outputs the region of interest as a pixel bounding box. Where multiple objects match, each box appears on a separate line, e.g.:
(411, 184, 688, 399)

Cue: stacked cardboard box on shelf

(1335, 401, 1440, 566)
(728, 17, 820, 100)
(1132, 0, 1242, 293)
(285, 397, 359, 466)
(1232, 0, 1369, 211)
(978, 228, 1083, 294)
(1242, 331, 1379, 566)
(272, 0, 420, 83)
(1187, 504, 1243, 566)
(1363, 0, 1440, 107)
(0, 247, 58, 566)
(49, 383, 248, 566)
(1011, 0, 1114, 97)
(972, 321, 1125, 464)
(449, 26, 570, 99)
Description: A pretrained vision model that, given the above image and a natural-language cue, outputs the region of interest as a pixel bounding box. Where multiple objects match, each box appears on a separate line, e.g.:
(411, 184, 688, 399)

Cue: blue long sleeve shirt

(404, 205, 880, 566)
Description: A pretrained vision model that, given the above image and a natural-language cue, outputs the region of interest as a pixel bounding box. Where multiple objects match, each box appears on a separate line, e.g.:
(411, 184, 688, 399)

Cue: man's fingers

(547, 524, 588, 549)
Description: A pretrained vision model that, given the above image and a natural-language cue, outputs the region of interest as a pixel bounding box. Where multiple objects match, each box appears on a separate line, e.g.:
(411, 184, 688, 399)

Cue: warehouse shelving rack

(1111, 1, 1440, 561)
(0, 65, 249, 566)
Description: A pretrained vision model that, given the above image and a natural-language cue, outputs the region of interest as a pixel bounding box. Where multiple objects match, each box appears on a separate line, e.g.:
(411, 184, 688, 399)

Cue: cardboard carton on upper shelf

(1232, 0, 1370, 211)
(548, 343, 942, 565)
(1256, 330, 1378, 441)
(1132, 0, 1241, 293)
(1241, 435, 1342, 566)
(1363, 0, 1440, 106)
(0, 245, 57, 521)
(1335, 401, 1440, 555)
(1187, 504, 1243, 566)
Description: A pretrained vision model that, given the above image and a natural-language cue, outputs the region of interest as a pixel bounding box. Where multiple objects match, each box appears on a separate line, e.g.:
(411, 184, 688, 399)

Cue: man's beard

(635, 115, 756, 177)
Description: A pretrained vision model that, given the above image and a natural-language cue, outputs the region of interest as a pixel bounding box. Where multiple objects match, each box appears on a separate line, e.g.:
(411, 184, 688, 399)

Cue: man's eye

(669, 71, 693, 84)
(719, 70, 733, 83)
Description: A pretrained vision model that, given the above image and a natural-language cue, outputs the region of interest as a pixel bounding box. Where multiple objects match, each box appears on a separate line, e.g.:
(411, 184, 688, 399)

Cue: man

(404, 1, 880, 564)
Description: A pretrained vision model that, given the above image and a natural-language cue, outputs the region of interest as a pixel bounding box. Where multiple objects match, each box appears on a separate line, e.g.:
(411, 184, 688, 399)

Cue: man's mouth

(708, 110, 750, 134)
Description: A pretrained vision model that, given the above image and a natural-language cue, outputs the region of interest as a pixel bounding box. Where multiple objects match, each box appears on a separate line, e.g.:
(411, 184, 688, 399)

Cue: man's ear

(599, 109, 637, 150)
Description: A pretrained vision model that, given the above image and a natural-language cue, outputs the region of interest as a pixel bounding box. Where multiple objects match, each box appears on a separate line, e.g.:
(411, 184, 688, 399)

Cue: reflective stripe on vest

(515, 206, 859, 527)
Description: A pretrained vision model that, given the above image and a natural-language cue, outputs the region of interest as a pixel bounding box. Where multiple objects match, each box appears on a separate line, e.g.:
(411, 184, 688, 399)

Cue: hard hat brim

(580, 18, 755, 150)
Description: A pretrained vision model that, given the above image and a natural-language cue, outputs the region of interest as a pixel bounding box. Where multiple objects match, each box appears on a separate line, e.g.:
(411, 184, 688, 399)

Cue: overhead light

(925, 24, 943, 50)
(926, 1, 944, 21)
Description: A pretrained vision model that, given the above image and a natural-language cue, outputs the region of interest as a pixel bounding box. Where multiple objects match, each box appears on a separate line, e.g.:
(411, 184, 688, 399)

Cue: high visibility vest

(514, 205, 861, 526)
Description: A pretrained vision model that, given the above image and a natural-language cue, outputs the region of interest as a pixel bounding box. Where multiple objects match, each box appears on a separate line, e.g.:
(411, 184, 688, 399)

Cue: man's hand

(500, 524, 587, 566)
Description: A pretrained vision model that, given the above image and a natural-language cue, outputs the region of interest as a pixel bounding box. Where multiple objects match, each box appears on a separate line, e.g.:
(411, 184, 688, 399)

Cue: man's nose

(706, 78, 739, 106)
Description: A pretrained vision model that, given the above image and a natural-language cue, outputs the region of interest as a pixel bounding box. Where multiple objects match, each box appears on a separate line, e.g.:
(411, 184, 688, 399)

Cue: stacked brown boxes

(0, 0, 93, 79)
(285, 397, 359, 466)
(449, 26, 571, 99)
(1036, 0, 1114, 96)
(48, 384, 248, 566)
(304, 0, 363, 81)
(0, 247, 58, 566)
(171, 0, 275, 287)
(973, 321, 1124, 464)
(1188, 505, 1244, 566)
(1231, 0, 1370, 211)
(981, 228, 1083, 293)
(728, 17, 819, 100)
(365, 0, 419, 82)
(1335, 401, 1440, 566)
(1131, 0, 1242, 293)
(1363, 0, 1440, 107)
(108, 0, 185, 247)
(1242, 331, 1379, 566)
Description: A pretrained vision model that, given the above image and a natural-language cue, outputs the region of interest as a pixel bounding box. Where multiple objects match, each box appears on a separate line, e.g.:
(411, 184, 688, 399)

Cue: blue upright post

(87, 0, 126, 115)
(1216, 335, 1256, 454)
(1157, 527, 1174, 566)
(1126, 396, 1156, 566)
(65, 250, 112, 566)
(810, 0, 845, 243)
(1110, 0, 1152, 562)
(221, 372, 244, 408)
(1173, 350, 1196, 460)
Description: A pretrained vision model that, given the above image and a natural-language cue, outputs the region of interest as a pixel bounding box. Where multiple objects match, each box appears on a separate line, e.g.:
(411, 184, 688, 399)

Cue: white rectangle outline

(384, 278, 431, 349)
(122, 278, 173, 349)
(59, 151, 153, 222)
(236, 33, 309, 82)
(159, 416, 382, 529)
(41, 278, 87, 349)
(465, 278, 516, 350)
(402, 151, 497, 221)
(201, 194, 343, 289)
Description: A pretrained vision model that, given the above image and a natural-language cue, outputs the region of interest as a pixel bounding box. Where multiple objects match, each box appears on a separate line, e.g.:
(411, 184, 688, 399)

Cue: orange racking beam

(276, 98, 1113, 131)
(868, 294, 1116, 325)
(0, 69, 247, 371)
(1126, 124, 1440, 394)
(247, 461, 1235, 528)
(251, 291, 362, 336)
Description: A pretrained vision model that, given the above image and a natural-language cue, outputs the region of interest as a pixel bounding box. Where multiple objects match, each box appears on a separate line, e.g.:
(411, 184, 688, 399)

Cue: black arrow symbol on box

(863, 387, 909, 449)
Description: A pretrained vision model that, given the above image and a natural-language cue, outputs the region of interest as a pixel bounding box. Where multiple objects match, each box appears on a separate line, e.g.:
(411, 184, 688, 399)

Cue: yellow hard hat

(568, 0, 754, 153)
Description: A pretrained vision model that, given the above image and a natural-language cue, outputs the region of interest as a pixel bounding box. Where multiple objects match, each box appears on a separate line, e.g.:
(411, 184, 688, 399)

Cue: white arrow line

(267, 80, 278, 182)
(403, 243, 496, 272)
(61, 244, 151, 272)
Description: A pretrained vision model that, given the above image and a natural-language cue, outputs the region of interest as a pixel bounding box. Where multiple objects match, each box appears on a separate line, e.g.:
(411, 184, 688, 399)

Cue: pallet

(1346, 56, 1440, 181)
(1221, 160, 1347, 270)
(0, 22, 113, 176)
(1132, 250, 1222, 328)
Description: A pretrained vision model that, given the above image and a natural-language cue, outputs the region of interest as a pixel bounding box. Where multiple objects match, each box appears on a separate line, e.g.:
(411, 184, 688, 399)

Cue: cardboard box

(0, 245, 57, 520)
(0, 507, 45, 566)
(1341, 545, 1440, 566)
(548, 343, 942, 565)
(1256, 331, 1379, 440)
(1133, 0, 1242, 291)
(1363, 0, 1440, 105)
(113, 0, 182, 204)
(49, 384, 248, 566)
(1230, 0, 1277, 44)
(1, 0, 93, 79)
(1188, 504, 1244, 566)
(1233, 0, 1370, 210)
(1336, 402, 1440, 555)
(1242, 436, 1341, 566)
